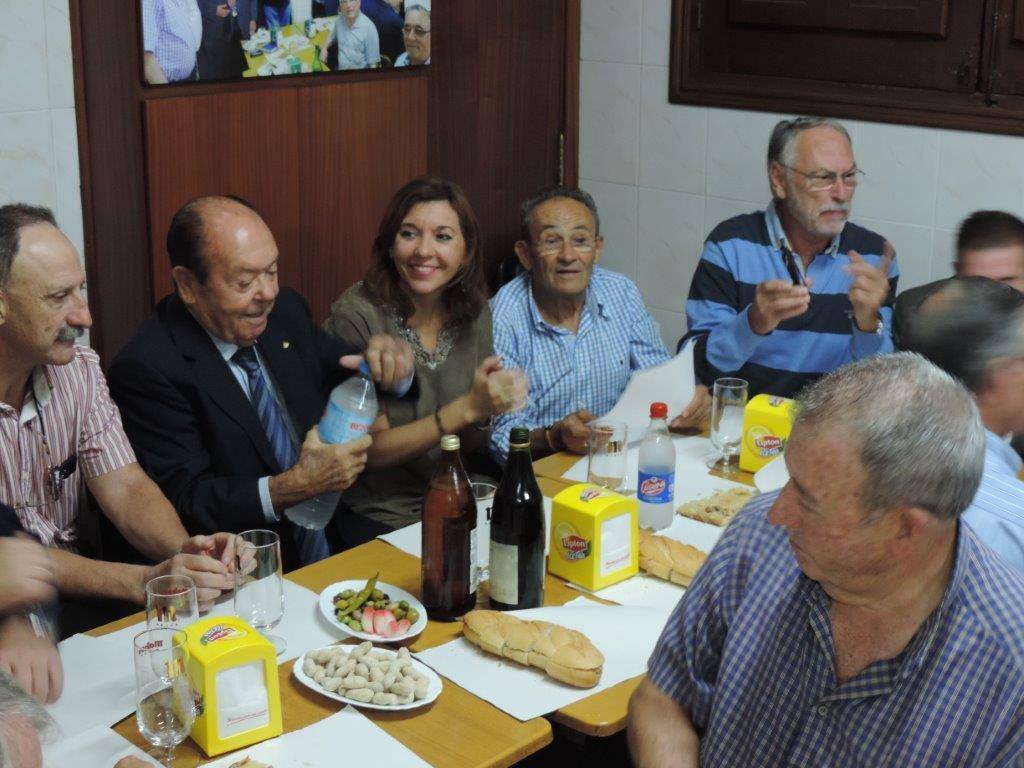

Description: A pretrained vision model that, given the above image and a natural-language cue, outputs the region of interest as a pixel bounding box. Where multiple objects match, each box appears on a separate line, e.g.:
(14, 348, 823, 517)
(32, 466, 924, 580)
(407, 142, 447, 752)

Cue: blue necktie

(232, 346, 331, 565)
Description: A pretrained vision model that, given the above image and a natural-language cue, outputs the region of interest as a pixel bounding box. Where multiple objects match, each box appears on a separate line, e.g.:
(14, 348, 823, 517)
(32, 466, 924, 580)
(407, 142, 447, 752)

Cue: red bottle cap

(650, 402, 668, 418)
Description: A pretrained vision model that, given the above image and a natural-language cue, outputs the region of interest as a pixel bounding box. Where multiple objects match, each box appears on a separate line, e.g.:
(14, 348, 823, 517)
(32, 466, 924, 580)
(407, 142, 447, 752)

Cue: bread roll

(638, 529, 707, 587)
(462, 610, 604, 688)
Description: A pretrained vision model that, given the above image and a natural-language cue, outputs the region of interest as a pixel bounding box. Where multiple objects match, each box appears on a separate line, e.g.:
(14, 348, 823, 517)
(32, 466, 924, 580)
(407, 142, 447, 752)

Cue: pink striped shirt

(0, 346, 136, 549)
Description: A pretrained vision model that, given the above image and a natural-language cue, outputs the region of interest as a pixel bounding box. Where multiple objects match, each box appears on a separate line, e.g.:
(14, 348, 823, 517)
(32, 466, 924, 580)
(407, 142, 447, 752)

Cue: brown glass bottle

(489, 426, 546, 610)
(421, 434, 477, 620)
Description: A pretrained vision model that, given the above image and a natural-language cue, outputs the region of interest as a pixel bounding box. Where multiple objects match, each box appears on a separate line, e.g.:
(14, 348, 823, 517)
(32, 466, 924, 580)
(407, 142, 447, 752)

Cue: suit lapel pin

(282, 341, 291, 349)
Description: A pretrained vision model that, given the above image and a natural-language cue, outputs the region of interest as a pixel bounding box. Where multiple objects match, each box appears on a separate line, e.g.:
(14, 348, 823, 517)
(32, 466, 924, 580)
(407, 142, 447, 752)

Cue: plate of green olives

(318, 575, 427, 642)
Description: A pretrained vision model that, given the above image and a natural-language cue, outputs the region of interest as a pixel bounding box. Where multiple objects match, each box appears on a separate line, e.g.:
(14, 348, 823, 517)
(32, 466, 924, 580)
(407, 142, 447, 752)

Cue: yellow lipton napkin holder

(548, 483, 638, 591)
(738, 394, 795, 473)
(183, 616, 283, 757)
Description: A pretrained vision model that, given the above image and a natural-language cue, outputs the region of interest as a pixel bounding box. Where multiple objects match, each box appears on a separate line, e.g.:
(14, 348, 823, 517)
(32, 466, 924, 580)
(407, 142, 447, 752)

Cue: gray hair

(767, 116, 853, 170)
(406, 4, 430, 15)
(793, 352, 985, 521)
(518, 185, 600, 242)
(897, 277, 1024, 394)
(0, 204, 57, 290)
(0, 671, 54, 768)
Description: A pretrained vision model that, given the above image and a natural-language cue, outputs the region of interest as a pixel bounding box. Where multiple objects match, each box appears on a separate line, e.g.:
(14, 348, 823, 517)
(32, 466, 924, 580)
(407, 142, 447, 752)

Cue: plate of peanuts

(293, 641, 442, 710)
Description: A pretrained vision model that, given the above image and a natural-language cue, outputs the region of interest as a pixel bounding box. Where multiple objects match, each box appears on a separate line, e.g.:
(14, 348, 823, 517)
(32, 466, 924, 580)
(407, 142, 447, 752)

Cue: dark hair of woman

(362, 176, 486, 328)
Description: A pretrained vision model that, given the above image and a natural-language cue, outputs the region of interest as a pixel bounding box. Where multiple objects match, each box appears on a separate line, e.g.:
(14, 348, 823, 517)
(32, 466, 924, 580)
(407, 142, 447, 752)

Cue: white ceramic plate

(318, 580, 427, 642)
(292, 645, 442, 711)
(753, 454, 789, 494)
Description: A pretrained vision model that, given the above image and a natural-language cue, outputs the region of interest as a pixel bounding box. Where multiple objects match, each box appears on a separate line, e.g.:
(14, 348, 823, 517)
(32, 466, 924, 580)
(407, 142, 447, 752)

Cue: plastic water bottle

(637, 402, 676, 530)
(285, 362, 378, 530)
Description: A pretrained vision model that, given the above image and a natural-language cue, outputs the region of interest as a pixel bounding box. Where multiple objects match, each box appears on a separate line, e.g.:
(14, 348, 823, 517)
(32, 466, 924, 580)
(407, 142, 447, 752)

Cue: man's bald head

(166, 195, 263, 285)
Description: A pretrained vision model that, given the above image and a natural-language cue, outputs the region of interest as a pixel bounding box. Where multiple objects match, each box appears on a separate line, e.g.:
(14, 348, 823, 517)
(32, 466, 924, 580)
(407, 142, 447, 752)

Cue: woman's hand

(466, 356, 528, 421)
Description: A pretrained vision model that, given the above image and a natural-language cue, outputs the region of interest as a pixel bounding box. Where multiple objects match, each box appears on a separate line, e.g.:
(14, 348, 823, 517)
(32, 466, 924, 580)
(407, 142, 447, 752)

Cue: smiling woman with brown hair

(324, 176, 526, 536)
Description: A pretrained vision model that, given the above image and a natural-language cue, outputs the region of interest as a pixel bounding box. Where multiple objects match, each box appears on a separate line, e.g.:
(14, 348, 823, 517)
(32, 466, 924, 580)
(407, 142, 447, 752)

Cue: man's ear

(0, 290, 7, 325)
(769, 161, 788, 200)
(171, 266, 198, 305)
(593, 235, 604, 266)
(514, 241, 533, 273)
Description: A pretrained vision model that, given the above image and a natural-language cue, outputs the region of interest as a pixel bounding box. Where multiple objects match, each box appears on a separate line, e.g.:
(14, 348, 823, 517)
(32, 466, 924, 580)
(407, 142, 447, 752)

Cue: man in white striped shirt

(0, 205, 237, 656)
(897, 275, 1024, 571)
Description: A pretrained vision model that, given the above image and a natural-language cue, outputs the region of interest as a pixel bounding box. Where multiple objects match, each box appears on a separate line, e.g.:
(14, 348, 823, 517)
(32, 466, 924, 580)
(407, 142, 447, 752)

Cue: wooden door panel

(428, 0, 568, 286)
(728, 0, 949, 35)
(298, 77, 428, 323)
(144, 92, 302, 302)
(990, 0, 1024, 96)
(699, 0, 980, 92)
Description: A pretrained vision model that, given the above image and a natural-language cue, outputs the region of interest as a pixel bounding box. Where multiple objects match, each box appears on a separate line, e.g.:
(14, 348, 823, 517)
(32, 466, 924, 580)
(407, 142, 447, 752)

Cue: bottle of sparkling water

(285, 363, 378, 530)
(637, 402, 676, 530)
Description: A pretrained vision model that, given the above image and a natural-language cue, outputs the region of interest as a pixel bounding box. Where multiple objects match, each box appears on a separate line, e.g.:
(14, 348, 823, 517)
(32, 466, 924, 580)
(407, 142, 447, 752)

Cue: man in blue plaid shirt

(489, 186, 709, 461)
(629, 353, 1024, 767)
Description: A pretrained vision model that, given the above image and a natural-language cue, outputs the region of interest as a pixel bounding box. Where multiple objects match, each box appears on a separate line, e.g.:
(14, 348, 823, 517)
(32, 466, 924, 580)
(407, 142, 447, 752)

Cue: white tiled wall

(0, 0, 84, 256)
(580, 0, 1024, 350)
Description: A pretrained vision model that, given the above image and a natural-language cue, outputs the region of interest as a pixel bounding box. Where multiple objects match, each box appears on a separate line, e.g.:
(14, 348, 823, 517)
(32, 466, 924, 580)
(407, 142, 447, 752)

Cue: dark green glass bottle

(489, 427, 545, 610)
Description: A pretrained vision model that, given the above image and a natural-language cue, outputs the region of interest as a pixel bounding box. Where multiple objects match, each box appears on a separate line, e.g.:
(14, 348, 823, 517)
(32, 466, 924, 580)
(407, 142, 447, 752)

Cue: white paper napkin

(47, 634, 137, 740)
(413, 603, 667, 721)
(43, 725, 154, 767)
(199, 705, 431, 767)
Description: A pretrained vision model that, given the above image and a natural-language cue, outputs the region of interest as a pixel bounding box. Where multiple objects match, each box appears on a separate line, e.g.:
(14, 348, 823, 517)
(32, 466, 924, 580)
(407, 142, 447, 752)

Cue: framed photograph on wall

(139, 0, 432, 84)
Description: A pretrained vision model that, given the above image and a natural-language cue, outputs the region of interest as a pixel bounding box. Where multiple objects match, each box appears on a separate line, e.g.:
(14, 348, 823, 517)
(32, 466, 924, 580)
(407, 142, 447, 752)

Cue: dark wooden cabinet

(671, 0, 1024, 136)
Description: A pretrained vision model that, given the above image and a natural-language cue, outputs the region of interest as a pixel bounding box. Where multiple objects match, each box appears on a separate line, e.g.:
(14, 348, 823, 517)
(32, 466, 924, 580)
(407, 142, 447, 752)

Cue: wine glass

(234, 529, 286, 655)
(587, 420, 629, 491)
(706, 378, 748, 471)
(133, 628, 195, 766)
(146, 575, 199, 630)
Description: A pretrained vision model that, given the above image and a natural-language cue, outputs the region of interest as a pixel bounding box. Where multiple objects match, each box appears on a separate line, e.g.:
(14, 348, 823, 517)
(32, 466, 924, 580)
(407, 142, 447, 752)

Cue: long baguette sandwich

(461, 610, 604, 688)
(638, 528, 707, 586)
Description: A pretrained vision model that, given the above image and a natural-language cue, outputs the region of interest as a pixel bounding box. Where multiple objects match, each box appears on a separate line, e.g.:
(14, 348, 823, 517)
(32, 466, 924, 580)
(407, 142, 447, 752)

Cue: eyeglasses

(402, 25, 430, 38)
(533, 235, 597, 256)
(780, 164, 865, 192)
(13, 413, 78, 511)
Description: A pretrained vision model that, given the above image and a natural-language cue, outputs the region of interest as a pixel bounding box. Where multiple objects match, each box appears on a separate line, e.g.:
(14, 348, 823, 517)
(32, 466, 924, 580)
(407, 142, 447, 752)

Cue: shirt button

(815, 704, 829, 716)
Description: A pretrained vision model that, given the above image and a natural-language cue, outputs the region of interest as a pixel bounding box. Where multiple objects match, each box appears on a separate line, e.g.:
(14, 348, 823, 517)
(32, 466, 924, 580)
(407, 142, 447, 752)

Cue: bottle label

(638, 471, 674, 504)
(320, 399, 374, 444)
(489, 541, 519, 604)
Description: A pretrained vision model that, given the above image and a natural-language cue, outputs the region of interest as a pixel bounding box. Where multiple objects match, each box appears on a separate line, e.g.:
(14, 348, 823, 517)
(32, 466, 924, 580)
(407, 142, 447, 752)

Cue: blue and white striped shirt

(489, 267, 670, 459)
(963, 430, 1024, 573)
(649, 491, 1024, 767)
(684, 203, 898, 398)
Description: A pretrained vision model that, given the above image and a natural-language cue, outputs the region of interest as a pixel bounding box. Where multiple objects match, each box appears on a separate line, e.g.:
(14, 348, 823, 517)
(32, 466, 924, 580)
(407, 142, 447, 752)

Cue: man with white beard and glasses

(682, 117, 898, 398)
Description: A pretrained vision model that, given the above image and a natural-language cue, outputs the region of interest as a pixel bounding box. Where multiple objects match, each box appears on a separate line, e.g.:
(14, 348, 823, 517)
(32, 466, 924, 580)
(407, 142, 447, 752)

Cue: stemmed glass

(145, 575, 199, 630)
(133, 628, 195, 766)
(234, 529, 286, 655)
(706, 378, 748, 471)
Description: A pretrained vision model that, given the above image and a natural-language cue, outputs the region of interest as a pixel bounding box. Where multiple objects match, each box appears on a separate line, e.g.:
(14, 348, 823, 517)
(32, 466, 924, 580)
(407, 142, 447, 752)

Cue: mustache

(55, 326, 85, 343)
(819, 204, 850, 215)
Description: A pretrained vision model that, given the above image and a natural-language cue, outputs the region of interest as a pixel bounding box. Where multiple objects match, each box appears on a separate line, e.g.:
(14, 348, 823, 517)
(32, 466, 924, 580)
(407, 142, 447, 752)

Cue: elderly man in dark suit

(109, 196, 414, 569)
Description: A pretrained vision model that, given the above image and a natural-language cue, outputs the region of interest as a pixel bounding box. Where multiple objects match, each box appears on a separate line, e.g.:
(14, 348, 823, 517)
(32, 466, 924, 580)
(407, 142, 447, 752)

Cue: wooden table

(94, 541, 553, 768)
(242, 22, 333, 77)
(531, 445, 756, 737)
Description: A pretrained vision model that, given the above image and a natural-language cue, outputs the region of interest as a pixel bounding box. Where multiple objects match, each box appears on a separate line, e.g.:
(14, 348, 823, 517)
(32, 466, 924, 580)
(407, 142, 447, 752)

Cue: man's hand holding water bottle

(340, 334, 416, 394)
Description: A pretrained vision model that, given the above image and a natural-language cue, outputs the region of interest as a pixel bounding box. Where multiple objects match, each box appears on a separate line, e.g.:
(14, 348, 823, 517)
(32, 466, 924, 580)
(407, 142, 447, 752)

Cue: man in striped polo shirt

(897, 276, 1024, 572)
(0, 205, 237, 648)
(685, 117, 898, 398)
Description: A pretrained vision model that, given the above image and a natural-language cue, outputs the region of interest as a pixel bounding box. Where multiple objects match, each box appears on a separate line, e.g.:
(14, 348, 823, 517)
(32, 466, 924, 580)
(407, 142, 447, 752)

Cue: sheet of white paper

(603, 341, 696, 441)
(199, 705, 431, 767)
(754, 453, 789, 493)
(413, 603, 667, 721)
(47, 633, 137, 740)
(563, 434, 752, 506)
(564, 516, 723, 612)
(379, 497, 555, 562)
(43, 725, 154, 768)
